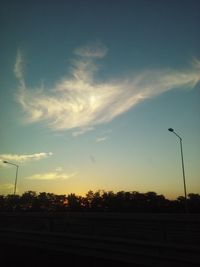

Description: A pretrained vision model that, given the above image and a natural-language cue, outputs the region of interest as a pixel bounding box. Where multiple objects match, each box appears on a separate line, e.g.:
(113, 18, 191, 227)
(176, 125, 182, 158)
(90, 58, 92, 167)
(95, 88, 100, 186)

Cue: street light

(3, 161, 19, 195)
(168, 128, 188, 213)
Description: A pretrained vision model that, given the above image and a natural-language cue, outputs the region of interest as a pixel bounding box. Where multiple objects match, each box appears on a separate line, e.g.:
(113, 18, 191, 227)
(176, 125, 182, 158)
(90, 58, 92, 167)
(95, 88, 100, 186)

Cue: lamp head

(168, 128, 174, 132)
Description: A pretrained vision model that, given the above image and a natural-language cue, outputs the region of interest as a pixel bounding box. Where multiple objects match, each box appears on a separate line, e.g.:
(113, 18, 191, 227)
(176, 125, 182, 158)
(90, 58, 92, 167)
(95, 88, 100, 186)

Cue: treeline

(0, 190, 200, 212)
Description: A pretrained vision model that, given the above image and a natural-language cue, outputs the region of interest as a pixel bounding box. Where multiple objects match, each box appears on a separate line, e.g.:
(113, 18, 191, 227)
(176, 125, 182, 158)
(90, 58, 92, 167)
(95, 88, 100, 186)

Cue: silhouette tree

(0, 195, 5, 210)
(188, 193, 200, 212)
(53, 194, 67, 211)
(67, 193, 82, 211)
(20, 191, 37, 211)
(101, 191, 115, 211)
(4, 194, 21, 211)
(144, 192, 167, 212)
(37, 192, 54, 211)
(0, 189, 200, 213)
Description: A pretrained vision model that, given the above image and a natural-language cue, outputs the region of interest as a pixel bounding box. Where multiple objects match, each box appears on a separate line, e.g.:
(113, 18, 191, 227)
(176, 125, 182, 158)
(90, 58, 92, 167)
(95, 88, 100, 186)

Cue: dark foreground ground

(1, 244, 141, 267)
(0, 212, 200, 266)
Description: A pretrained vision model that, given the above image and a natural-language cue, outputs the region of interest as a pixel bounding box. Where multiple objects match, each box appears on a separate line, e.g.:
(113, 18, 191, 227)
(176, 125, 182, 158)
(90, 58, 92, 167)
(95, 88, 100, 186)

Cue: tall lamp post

(168, 128, 188, 213)
(3, 161, 19, 195)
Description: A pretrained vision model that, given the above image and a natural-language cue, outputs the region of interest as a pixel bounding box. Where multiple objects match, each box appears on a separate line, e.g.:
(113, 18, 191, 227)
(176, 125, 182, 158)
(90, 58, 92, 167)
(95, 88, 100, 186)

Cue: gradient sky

(0, 0, 199, 199)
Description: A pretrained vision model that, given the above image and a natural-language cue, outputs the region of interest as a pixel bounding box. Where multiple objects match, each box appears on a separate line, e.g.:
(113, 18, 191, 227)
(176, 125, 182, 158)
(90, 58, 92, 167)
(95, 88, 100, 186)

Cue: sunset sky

(0, 0, 199, 199)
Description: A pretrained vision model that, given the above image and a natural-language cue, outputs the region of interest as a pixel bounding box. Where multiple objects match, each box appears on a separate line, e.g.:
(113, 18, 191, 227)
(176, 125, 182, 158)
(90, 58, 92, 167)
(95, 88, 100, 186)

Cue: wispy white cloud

(26, 170, 78, 181)
(15, 44, 200, 133)
(0, 152, 53, 164)
(54, 166, 63, 172)
(74, 41, 108, 58)
(14, 50, 23, 79)
(14, 50, 26, 89)
(96, 128, 112, 143)
(72, 126, 94, 137)
(96, 136, 107, 143)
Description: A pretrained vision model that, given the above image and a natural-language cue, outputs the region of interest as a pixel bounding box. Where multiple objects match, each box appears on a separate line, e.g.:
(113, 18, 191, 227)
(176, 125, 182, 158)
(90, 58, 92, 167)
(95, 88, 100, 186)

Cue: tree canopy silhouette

(0, 190, 199, 212)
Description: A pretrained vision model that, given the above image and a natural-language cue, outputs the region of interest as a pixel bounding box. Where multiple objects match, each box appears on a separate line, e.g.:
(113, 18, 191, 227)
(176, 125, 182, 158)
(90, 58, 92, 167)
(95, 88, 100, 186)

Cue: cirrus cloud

(15, 44, 200, 133)
(25, 170, 78, 181)
(0, 152, 53, 164)
(96, 137, 107, 143)
(74, 42, 108, 58)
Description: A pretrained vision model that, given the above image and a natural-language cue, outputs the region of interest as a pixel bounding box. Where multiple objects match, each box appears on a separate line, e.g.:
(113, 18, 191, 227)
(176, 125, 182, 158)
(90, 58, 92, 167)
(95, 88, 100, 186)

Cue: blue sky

(0, 0, 199, 198)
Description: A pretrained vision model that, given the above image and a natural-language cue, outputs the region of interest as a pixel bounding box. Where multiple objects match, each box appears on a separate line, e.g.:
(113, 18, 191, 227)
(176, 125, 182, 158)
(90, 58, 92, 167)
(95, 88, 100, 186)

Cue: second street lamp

(168, 128, 188, 213)
(3, 161, 19, 195)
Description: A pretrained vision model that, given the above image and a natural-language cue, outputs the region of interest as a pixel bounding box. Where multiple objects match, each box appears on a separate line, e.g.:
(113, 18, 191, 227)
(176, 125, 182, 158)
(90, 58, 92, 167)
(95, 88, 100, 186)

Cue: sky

(0, 0, 199, 199)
